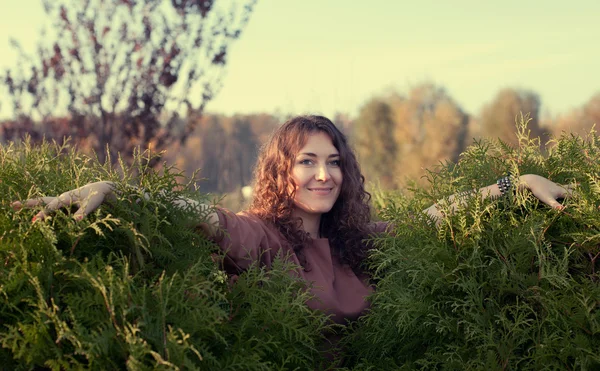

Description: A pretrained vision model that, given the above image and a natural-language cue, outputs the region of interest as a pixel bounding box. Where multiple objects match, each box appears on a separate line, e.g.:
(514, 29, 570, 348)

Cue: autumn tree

(388, 83, 469, 185)
(552, 93, 600, 137)
(2, 0, 256, 164)
(201, 116, 259, 192)
(353, 98, 398, 189)
(165, 113, 279, 194)
(478, 88, 547, 146)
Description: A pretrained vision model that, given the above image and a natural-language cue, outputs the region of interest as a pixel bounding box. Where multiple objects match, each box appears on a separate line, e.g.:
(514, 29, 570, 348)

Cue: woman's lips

(308, 187, 333, 195)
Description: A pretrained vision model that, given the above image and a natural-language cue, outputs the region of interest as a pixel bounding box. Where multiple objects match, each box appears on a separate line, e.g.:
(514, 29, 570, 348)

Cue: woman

(12, 115, 573, 324)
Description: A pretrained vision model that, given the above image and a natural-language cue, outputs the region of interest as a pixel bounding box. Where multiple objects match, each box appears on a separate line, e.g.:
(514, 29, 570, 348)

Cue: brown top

(213, 209, 390, 324)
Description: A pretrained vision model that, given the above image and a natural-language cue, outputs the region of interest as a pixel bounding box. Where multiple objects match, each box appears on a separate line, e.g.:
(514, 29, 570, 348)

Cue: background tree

(353, 98, 398, 189)
(200, 116, 259, 192)
(2, 0, 256, 164)
(478, 88, 547, 146)
(164, 112, 279, 194)
(551, 93, 600, 137)
(388, 83, 469, 186)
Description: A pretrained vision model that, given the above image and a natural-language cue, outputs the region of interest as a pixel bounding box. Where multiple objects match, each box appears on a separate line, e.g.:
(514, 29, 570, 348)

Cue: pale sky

(1, 0, 599, 119)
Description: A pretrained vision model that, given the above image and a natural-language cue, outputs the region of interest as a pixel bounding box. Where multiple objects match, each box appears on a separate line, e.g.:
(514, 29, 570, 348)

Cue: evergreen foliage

(2, 116, 600, 370)
(342, 116, 600, 370)
(0, 139, 331, 370)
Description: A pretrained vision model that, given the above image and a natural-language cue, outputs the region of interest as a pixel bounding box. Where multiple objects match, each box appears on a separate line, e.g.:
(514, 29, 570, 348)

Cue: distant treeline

(352, 84, 600, 190)
(160, 83, 600, 195)
(1, 84, 599, 199)
(1, 0, 596, 203)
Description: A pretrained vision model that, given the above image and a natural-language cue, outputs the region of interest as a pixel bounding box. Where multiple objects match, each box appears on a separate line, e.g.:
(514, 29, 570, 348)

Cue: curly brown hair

(248, 115, 373, 272)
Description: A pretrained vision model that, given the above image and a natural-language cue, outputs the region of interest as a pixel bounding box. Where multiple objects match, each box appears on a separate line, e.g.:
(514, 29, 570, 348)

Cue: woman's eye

(299, 159, 312, 165)
(330, 160, 340, 166)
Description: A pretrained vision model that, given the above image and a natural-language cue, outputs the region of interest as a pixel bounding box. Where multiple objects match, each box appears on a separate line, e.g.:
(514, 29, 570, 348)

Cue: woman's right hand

(11, 181, 116, 222)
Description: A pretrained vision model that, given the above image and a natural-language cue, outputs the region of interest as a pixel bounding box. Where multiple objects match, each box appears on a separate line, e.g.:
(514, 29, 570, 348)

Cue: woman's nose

(315, 165, 330, 181)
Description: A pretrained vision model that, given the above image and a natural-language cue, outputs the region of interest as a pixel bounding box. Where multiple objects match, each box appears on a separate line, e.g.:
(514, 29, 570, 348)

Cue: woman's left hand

(519, 174, 576, 210)
(423, 174, 576, 225)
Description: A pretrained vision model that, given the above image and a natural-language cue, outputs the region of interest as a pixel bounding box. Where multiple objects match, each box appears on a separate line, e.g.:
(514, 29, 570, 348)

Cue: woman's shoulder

(211, 207, 293, 271)
(217, 208, 270, 227)
(214, 207, 255, 220)
(215, 207, 282, 239)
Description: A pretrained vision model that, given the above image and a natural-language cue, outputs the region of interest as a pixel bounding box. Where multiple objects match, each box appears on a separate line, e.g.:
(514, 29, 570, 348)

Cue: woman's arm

(422, 174, 575, 224)
(11, 181, 221, 237)
(13, 182, 285, 270)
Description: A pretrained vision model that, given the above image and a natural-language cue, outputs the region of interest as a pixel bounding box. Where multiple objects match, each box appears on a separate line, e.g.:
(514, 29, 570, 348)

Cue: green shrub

(0, 139, 332, 370)
(343, 119, 600, 370)
(3, 118, 600, 370)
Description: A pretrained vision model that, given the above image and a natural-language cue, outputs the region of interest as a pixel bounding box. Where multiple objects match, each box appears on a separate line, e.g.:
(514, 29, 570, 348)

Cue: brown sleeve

(212, 208, 288, 270)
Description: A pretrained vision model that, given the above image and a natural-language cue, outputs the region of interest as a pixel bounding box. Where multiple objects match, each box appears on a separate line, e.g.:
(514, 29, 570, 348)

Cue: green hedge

(0, 139, 332, 370)
(342, 121, 600, 370)
(1, 119, 599, 370)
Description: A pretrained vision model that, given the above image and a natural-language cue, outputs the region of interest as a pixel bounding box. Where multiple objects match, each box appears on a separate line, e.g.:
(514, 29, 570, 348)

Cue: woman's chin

(294, 203, 334, 215)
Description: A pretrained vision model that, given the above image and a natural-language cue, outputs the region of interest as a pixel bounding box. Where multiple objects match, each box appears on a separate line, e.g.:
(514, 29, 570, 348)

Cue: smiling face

(291, 131, 343, 219)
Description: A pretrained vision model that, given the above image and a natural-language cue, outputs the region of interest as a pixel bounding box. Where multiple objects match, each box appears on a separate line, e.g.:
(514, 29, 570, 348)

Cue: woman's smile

(307, 187, 334, 195)
(291, 131, 343, 217)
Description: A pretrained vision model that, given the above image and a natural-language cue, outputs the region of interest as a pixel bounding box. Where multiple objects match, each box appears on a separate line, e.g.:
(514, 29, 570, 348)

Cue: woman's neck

(292, 208, 322, 239)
